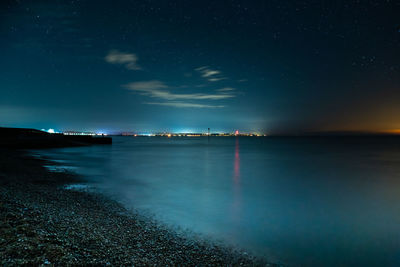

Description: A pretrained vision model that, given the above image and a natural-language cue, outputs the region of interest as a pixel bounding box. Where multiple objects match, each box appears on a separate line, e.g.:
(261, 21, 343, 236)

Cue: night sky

(1, 0, 399, 134)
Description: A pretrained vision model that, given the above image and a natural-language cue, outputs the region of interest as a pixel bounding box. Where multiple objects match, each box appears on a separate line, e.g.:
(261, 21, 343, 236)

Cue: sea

(32, 136, 400, 266)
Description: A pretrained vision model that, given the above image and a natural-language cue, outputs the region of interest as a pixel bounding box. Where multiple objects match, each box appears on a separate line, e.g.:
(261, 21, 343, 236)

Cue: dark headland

(0, 128, 274, 266)
(0, 127, 112, 148)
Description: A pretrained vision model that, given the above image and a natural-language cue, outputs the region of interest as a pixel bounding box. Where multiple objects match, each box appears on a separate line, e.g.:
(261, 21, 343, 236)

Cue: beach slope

(0, 149, 274, 266)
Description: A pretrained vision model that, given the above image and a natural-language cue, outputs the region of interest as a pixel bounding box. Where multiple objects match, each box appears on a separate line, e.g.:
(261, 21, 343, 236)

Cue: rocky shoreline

(0, 148, 276, 266)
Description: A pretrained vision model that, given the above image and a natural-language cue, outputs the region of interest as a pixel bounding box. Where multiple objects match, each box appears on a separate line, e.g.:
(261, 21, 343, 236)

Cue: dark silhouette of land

(0, 127, 112, 148)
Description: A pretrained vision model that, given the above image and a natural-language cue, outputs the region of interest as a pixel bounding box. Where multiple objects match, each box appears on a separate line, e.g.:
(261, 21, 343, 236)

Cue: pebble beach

(0, 148, 275, 266)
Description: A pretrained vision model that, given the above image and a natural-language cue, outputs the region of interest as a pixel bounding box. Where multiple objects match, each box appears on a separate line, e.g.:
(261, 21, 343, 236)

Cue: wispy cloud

(208, 77, 226, 82)
(145, 102, 225, 108)
(199, 68, 220, 77)
(216, 87, 236, 92)
(195, 66, 226, 82)
(105, 50, 141, 70)
(125, 81, 235, 101)
(126, 80, 167, 91)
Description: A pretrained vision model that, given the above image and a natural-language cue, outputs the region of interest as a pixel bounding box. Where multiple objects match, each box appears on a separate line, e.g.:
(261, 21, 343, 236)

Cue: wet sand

(0, 148, 276, 266)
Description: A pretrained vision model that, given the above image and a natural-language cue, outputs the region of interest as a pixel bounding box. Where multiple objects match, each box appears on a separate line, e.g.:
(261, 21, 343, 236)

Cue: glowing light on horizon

(385, 129, 400, 135)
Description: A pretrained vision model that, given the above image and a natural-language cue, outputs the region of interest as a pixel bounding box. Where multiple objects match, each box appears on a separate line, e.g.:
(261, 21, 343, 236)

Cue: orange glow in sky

(383, 129, 400, 135)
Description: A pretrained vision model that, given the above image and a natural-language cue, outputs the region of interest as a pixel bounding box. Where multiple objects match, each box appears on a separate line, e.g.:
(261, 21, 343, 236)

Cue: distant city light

(62, 131, 108, 136)
(47, 129, 55, 134)
(58, 129, 266, 137)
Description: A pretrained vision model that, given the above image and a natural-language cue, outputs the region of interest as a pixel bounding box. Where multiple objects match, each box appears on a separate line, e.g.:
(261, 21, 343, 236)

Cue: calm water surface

(34, 137, 400, 266)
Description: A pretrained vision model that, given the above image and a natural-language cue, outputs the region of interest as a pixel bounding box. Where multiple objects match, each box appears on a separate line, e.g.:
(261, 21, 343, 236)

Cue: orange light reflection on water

(231, 137, 242, 222)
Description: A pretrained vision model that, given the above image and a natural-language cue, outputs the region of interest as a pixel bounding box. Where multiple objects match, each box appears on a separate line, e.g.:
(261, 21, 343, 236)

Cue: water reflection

(35, 137, 400, 266)
(234, 137, 240, 184)
(231, 137, 242, 221)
